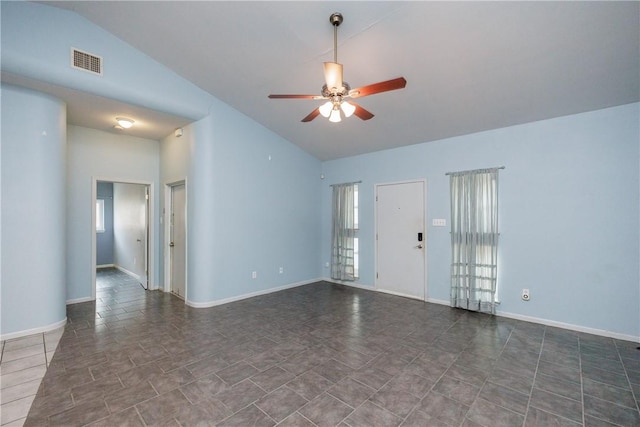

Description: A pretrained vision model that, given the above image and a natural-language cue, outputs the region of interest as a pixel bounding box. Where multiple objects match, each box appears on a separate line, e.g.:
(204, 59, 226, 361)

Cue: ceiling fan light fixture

(329, 108, 342, 123)
(341, 101, 355, 118)
(319, 101, 333, 118)
(323, 62, 344, 92)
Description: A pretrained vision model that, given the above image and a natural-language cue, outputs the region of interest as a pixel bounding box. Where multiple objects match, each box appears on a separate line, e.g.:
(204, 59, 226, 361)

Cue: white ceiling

(36, 1, 640, 160)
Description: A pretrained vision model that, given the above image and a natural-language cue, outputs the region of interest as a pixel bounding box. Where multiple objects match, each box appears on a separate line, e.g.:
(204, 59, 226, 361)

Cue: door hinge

(376, 272, 378, 279)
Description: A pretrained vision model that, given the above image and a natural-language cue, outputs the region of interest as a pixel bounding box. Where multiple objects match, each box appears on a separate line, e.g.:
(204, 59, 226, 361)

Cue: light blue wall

(1, 84, 67, 336)
(321, 103, 640, 338)
(207, 99, 322, 302)
(96, 181, 114, 266)
(0, 1, 211, 121)
(66, 126, 160, 301)
(159, 99, 323, 305)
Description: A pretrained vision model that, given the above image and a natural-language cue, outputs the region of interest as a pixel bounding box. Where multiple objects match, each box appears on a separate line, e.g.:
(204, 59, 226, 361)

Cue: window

(353, 185, 359, 278)
(331, 182, 359, 281)
(96, 199, 105, 233)
(449, 168, 500, 314)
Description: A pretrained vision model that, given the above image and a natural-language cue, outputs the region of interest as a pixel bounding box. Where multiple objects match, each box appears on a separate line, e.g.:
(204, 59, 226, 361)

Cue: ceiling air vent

(71, 48, 103, 75)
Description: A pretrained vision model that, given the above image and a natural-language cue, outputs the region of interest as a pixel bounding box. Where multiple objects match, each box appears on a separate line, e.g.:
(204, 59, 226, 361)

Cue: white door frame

(91, 177, 155, 300)
(374, 179, 428, 300)
(164, 180, 187, 300)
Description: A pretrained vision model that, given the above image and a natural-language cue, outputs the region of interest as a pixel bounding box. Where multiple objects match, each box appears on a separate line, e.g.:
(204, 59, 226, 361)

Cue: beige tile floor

(1, 328, 64, 426)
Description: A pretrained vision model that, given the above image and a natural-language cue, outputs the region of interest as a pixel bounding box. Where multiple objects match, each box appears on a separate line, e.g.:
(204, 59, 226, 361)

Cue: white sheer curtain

(331, 183, 357, 281)
(450, 168, 499, 314)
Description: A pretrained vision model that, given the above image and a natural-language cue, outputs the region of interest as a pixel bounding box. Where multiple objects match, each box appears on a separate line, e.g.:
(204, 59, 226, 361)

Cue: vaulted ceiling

(39, 1, 639, 160)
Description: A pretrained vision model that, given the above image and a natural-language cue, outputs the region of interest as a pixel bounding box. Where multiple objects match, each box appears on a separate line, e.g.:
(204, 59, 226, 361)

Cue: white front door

(170, 184, 186, 299)
(375, 180, 426, 300)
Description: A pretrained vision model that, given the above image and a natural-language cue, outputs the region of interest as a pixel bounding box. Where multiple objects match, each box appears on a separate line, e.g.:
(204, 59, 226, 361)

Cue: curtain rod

(445, 166, 505, 176)
(330, 180, 362, 187)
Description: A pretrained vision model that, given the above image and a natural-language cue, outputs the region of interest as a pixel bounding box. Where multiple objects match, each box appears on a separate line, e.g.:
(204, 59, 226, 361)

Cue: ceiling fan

(268, 12, 407, 123)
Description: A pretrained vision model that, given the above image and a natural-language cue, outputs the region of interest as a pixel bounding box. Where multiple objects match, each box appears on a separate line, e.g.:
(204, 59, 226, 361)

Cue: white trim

(115, 265, 141, 281)
(426, 297, 449, 306)
(321, 277, 375, 291)
(326, 277, 434, 303)
(496, 310, 640, 343)
(164, 179, 188, 300)
(186, 278, 321, 308)
(92, 177, 155, 300)
(376, 288, 427, 301)
(66, 297, 94, 305)
(0, 318, 67, 341)
(97, 263, 115, 269)
(91, 180, 97, 300)
(324, 279, 639, 343)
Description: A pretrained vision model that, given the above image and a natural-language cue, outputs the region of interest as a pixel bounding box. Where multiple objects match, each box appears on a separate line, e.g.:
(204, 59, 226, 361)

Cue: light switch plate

(432, 219, 447, 227)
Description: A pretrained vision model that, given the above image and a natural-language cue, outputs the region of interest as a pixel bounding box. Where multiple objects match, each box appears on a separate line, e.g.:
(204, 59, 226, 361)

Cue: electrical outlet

(252, 271, 257, 279)
(279, 267, 284, 274)
(325, 262, 329, 268)
(522, 289, 530, 301)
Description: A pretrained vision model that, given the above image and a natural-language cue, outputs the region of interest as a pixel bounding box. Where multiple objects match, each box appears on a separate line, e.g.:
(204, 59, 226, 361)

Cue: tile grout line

(615, 340, 640, 416)
(578, 335, 586, 426)
(41, 332, 48, 366)
(521, 325, 545, 427)
(458, 317, 519, 427)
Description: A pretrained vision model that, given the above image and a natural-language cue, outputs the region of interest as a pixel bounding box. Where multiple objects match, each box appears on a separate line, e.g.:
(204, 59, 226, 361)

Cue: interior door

(376, 181, 426, 300)
(142, 185, 149, 289)
(170, 184, 186, 298)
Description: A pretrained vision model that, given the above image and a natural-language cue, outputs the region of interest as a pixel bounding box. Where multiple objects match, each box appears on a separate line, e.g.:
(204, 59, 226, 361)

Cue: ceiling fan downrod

(330, 12, 343, 63)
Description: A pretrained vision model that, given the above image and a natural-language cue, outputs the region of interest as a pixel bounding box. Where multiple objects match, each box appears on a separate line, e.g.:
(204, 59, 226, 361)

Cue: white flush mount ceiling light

(115, 117, 134, 129)
(268, 12, 407, 123)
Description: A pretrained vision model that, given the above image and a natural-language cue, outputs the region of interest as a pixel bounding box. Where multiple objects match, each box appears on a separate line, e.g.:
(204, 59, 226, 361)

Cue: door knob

(169, 242, 175, 247)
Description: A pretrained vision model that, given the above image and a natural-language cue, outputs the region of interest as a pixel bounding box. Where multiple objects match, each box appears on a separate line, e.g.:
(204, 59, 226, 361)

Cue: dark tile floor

(24, 268, 640, 426)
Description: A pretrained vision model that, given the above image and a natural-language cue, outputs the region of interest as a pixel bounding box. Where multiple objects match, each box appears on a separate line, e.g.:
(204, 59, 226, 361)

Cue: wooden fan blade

(349, 77, 407, 98)
(351, 102, 375, 120)
(301, 108, 321, 122)
(268, 94, 322, 99)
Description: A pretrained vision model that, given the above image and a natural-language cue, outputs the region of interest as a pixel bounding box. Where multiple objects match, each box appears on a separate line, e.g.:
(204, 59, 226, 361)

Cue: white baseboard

(322, 278, 640, 343)
(425, 297, 449, 306)
(321, 277, 375, 291)
(185, 278, 322, 308)
(96, 263, 115, 269)
(66, 296, 94, 305)
(1, 317, 67, 341)
(496, 310, 640, 343)
(115, 265, 141, 281)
